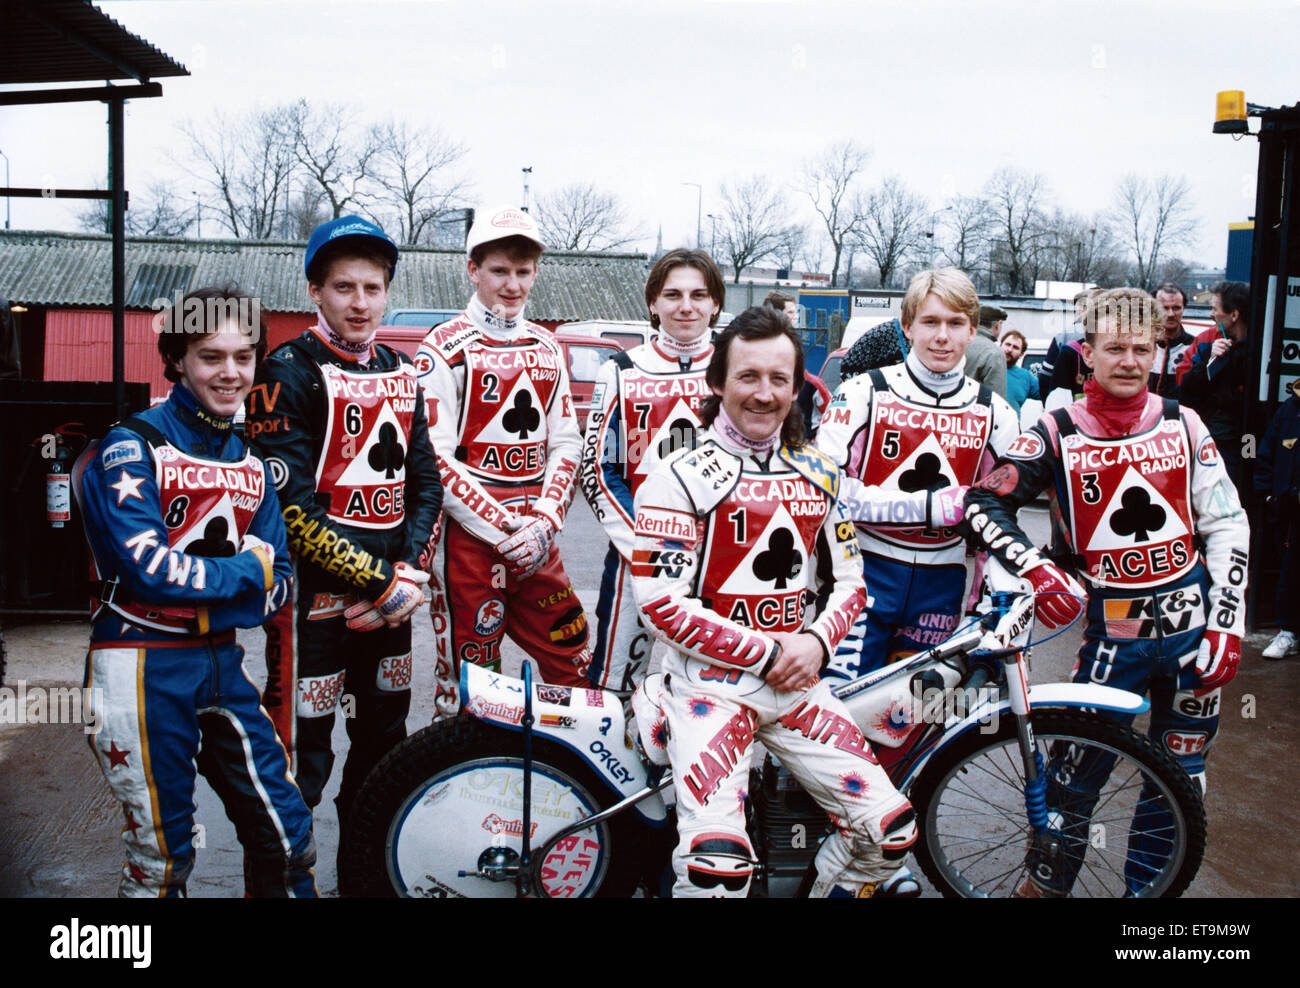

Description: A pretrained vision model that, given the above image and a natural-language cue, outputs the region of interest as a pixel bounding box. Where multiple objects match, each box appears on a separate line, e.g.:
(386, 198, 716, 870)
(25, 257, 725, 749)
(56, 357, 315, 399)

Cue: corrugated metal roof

(0, 1, 188, 84)
(126, 262, 195, 307)
(0, 230, 650, 322)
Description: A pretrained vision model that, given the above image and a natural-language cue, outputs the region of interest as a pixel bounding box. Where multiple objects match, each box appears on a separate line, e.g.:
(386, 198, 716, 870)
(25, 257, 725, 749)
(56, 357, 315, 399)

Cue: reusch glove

(1024, 562, 1086, 629)
(1195, 630, 1241, 691)
(346, 562, 430, 631)
(495, 515, 556, 579)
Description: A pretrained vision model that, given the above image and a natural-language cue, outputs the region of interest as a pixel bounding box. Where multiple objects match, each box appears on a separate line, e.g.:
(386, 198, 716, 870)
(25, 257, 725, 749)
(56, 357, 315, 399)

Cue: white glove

(495, 515, 556, 579)
(239, 534, 276, 582)
(346, 562, 430, 631)
(930, 484, 969, 528)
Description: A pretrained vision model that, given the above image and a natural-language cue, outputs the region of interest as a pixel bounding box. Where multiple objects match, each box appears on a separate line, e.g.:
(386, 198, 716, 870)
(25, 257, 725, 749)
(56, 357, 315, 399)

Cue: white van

(558, 319, 654, 351)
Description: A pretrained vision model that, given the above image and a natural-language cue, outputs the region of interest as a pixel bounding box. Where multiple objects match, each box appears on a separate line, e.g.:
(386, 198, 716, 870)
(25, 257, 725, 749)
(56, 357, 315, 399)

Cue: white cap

(466, 204, 546, 257)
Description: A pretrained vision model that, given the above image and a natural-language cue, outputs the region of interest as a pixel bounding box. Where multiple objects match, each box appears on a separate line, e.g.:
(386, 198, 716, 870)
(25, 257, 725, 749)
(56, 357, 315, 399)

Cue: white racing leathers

(631, 429, 916, 897)
(816, 361, 1020, 676)
(416, 297, 590, 709)
(581, 338, 712, 692)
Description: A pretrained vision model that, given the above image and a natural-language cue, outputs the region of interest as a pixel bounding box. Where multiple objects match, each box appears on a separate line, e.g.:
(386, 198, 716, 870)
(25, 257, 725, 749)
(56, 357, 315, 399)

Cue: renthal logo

(481, 813, 539, 838)
(466, 696, 523, 724)
(634, 507, 697, 541)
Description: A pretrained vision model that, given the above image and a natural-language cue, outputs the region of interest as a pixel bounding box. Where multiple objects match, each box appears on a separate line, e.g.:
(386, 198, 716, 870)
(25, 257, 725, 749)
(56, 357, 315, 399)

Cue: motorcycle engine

(747, 754, 830, 897)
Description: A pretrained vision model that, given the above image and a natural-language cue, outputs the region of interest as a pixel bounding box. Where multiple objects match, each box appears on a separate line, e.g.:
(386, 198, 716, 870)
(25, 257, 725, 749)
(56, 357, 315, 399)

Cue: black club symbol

(657, 417, 697, 459)
(367, 422, 406, 479)
(503, 390, 541, 440)
(898, 452, 948, 493)
(188, 516, 237, 558)
(1109, 487, 1166, 542)
(753, 528, 803, 589)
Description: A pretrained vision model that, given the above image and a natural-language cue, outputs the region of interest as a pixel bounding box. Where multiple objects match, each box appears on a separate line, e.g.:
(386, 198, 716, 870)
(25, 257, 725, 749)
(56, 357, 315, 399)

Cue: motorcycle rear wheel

(909, 709, 1206, 898)
(341, 716, 641, 898)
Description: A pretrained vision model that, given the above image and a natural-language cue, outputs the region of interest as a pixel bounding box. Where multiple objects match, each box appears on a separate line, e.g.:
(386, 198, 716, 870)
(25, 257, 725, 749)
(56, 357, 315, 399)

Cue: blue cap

(304, 216, 399, 281)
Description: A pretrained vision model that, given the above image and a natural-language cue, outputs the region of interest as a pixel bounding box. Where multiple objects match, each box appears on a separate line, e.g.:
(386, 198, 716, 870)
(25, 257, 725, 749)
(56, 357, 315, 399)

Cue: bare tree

(77, 180, 191, 237)
(533, 181, 639, 252)
(771, 223, 807, 276)
(179, 105, 297, 238)
(714, 174, 793, 282)
(1110, 174, 1198, 290)
(288, 100, 378, 222)
(800, 139, 871, 287)
(984, 167, 1051, 293)
(939, 194, 994, 276)
(365, 119, 470, 245)
(854, 176, 930, 288)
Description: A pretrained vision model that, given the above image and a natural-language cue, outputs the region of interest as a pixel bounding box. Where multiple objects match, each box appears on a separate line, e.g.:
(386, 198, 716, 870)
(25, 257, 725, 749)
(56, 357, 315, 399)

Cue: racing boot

(806, 805, 917, 898)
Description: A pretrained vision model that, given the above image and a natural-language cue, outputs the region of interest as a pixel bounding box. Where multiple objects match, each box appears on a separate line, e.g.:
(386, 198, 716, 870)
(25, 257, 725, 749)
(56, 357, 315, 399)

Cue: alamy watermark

(150, 290, 262, 344)
(0, 681, 103, 735)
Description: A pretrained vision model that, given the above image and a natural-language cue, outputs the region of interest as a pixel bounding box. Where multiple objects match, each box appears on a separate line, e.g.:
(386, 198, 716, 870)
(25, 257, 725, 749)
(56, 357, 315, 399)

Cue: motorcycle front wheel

(909, 709, 1206, 898)
(341, 716, 641, 897)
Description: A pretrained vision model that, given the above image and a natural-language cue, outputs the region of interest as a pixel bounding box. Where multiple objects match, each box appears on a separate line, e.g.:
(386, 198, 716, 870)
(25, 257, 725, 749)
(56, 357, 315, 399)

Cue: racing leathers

(961, 384, 1249, 893)
(77, 384, 316, 897)
(816, 352, 1020, 678)
(631, 429, 916, 897)
(581, 332, 712, 692)
(416, 296, 590, 707)
(247, 326, 442, 820)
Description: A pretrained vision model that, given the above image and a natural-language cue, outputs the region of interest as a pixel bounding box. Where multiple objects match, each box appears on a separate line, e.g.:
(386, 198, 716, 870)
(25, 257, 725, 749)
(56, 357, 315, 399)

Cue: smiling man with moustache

(629, 306, 916, 898)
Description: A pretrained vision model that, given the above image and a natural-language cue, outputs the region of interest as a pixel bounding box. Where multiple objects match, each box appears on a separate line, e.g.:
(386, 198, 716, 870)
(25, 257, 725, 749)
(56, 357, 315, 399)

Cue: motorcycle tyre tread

(340, 714, 643, 898)
(908, 709, 1207, 899)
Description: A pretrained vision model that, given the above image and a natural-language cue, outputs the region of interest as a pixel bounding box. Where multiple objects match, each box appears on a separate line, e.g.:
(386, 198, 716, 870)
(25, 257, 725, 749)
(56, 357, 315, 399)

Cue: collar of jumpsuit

(313, 309, 373, 366)
(905, 347, 967, 397)
(656, 328, 711, 361)
(713, 404, 781, 456)
(467, 293, 521, 340)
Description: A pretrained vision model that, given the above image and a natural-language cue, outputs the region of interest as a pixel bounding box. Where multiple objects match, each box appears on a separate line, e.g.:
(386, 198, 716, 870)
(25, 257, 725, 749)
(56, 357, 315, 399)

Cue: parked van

(559, 319, 654, 351)
(381, 308, 461, 329)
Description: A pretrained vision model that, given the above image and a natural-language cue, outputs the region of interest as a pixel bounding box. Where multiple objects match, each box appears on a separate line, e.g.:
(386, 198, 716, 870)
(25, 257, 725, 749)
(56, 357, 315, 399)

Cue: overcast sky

(1, 0, 1294, 271)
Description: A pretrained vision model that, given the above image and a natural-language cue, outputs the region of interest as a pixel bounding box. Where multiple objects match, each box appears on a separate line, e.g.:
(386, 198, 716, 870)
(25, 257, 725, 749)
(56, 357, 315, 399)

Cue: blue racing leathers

(76, 384, 316, 897)
(961, 390, 1249, 894)
(815, 355, 1020, 678)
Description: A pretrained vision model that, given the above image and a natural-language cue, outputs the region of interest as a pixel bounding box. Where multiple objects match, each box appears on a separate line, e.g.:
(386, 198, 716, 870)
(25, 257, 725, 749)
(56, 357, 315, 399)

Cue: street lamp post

(0, 147, 10, 230)
(706, 212, 717, 255)
(681, 182, 702, 249)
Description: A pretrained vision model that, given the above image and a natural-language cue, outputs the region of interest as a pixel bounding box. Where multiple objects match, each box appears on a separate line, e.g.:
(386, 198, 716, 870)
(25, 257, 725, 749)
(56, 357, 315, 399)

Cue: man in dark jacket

(1180, 281, 1250, 487)
(1149, 282, 1195, 399)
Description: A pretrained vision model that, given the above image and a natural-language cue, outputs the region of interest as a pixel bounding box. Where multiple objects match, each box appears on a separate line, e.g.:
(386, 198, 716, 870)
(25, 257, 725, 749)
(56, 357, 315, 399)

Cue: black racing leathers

(247, 329, 442, 819)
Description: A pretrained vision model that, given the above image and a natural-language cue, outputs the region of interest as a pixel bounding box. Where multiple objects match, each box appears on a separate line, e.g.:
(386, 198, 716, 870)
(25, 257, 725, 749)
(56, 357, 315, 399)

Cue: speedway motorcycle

(340, 578, 1206, 898)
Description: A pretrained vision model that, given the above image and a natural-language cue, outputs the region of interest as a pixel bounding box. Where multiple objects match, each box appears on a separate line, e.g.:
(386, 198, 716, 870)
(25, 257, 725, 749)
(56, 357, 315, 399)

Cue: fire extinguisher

(36, 423, 86, 528)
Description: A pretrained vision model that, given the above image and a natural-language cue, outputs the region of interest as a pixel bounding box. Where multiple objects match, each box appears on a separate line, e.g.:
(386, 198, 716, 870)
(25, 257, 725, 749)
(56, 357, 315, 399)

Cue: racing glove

(495, 515, 556, 579)
(344, 562, 430, 631)
(929, 484, 969, 528)
(239, 533, 276, 588)
(1194, 630, 1241, 691)
(1024, 562, 1086, 629)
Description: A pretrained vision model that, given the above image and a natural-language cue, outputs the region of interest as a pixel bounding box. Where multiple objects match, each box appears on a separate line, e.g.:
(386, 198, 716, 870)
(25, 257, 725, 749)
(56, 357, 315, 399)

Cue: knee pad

(677, 830, 754, 897)
(879, 803, 917, 860)
(631, 673, 671, 766)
